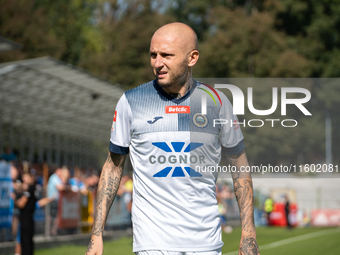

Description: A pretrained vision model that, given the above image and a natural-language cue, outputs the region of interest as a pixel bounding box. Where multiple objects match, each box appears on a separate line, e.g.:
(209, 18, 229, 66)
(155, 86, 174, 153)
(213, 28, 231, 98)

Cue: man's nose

(154, 55, 164, 68)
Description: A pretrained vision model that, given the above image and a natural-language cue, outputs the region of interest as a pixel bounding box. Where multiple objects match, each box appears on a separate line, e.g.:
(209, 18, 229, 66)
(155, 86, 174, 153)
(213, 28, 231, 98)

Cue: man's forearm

(92, 152, 124, 236)
(232, 172, 259, 254)
(227, 150, 260, 255)
(232, 172, 256, 235)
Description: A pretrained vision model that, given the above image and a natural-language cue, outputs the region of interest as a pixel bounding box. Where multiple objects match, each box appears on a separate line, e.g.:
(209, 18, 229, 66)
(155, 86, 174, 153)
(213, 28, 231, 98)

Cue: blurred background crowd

(0, 151, 133, 254)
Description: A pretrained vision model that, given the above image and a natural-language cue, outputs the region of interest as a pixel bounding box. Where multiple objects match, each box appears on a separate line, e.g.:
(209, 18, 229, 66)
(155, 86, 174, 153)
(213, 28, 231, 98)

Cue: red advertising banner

(269, 203, 297, 227)
(57, 190, 79, 229)
(311, 209, 340, 227)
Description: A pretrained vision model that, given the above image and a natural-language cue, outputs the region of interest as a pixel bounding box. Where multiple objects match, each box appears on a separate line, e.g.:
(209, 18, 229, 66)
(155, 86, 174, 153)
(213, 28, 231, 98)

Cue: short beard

(156, 65, 190, 89)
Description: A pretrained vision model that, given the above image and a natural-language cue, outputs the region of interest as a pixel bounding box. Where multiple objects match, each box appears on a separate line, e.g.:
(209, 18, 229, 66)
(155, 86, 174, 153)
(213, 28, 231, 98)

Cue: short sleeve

(109, 93, 132, 154)
(218, 92, 245, 155)
(54, 175, 62, 186)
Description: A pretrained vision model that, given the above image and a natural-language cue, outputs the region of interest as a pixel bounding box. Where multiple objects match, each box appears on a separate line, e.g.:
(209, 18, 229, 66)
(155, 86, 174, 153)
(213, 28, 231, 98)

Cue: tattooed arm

(227, 149, 260, 255)
(85, 151, 126, 255)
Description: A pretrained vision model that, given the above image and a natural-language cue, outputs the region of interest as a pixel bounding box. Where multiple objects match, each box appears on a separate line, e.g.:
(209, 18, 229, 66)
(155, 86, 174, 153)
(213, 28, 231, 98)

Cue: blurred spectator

(297, 209, 310, 227)
(285, 194, 292, 229)
(216, 184, 233, 233)
(47, 166, 70, 198)
(1, 146, 17, 162)
(15, 192, 56, 255)
(217, 196, 228, 232)
(124, 176, 133, 193)
(0, 163, 14, 242)
(10, 164, 25, 254)
(86, 173, 99, 192)
(11, 165, 22, 243)
(60, 166, 70, 185)
(118, 175, 133, 213)
(69, 167, 88, 195)
(264, 196, 274, 226)
(16, 173, 36, 255)
(46, 166, 70, 235)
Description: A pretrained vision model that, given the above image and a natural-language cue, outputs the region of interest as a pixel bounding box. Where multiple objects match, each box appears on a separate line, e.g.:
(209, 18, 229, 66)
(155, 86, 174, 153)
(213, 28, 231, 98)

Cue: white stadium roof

(0, 57, 126, 166)
(0, 36, 22, 52)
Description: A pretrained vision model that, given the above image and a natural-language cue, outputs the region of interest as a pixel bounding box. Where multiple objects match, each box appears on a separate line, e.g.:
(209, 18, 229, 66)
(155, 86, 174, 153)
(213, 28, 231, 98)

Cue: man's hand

(85, 151, 125, 255)
(85, 235, 103, 255)
(227, 149, 260, 255)
(239, 236, 260, 255)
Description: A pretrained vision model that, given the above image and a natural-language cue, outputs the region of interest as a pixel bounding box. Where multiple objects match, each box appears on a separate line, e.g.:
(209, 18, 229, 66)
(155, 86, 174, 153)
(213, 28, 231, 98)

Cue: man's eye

(150, 53, 157, 58)
(163, 54, 174, 59)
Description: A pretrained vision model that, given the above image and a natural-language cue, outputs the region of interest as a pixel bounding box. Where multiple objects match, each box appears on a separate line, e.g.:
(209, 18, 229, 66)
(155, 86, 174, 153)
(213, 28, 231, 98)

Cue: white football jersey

(110, 80, 244, 252)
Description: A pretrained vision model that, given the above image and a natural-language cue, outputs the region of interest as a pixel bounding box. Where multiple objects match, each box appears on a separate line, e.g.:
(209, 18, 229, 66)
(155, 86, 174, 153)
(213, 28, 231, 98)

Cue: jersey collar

(153, 79, 197, 104)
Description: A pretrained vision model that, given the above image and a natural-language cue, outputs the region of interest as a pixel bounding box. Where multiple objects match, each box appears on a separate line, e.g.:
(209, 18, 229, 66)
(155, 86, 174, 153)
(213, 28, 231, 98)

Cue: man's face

(61, 168, 70, 183)
(22, 174, 34, 185)
(150, 35, 191, 88)
(10, 166, 18, 180)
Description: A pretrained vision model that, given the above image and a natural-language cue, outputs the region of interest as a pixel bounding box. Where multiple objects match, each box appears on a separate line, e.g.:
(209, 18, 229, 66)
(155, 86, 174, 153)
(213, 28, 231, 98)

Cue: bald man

(86, 22, 259, 255)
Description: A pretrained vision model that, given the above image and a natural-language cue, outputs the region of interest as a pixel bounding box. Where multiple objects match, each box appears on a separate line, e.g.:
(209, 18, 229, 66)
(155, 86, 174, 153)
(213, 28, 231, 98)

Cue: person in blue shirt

(46, 166, 70, 235)
(69, 167, 88, 195)
(1, 146, 17, 162)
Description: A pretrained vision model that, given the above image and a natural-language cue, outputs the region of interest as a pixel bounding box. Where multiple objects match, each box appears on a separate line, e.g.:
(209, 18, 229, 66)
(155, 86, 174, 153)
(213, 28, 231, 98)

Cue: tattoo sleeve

(85, 238, 94, 254)
(92, 151, 125, 236)
(227, 149, 260, 255)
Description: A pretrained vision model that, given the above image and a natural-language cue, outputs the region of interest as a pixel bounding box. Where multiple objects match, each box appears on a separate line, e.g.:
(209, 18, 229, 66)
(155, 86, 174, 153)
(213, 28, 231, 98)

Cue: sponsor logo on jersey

(111, 111, 117, 131)
(193, 113, 208, 128)
(147, 116, 163, 124)
(233, 120, 239, 130)
(165, 106, 190, 114)
(113, 111, 117, 121)
(150, 142, 204, 177)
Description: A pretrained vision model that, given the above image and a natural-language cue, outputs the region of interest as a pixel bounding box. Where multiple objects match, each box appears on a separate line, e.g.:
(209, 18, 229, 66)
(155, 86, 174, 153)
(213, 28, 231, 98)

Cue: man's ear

(188, 50, 199, 67)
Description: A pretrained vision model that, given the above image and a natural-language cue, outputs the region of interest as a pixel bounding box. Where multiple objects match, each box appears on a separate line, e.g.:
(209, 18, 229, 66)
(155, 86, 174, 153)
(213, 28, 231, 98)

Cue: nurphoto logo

(201, 84, 312, 128)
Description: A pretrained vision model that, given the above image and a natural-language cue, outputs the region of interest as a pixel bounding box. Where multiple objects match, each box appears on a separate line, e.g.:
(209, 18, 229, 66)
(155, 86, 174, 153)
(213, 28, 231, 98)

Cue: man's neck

(162, 78, 193, 99)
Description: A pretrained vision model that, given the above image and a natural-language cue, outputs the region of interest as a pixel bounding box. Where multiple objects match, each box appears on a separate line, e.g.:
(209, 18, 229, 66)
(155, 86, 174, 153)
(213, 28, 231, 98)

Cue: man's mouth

(157, 71, 168, 78)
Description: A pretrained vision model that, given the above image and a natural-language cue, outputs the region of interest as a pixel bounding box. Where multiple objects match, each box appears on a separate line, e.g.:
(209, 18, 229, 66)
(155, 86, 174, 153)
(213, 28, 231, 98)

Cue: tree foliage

(0, 0, 102, 65)
(79, 0, 175, 88)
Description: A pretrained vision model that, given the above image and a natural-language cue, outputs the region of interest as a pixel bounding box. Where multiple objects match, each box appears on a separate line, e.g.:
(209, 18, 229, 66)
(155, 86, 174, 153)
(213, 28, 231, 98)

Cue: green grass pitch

(35, 227, 340, 255)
